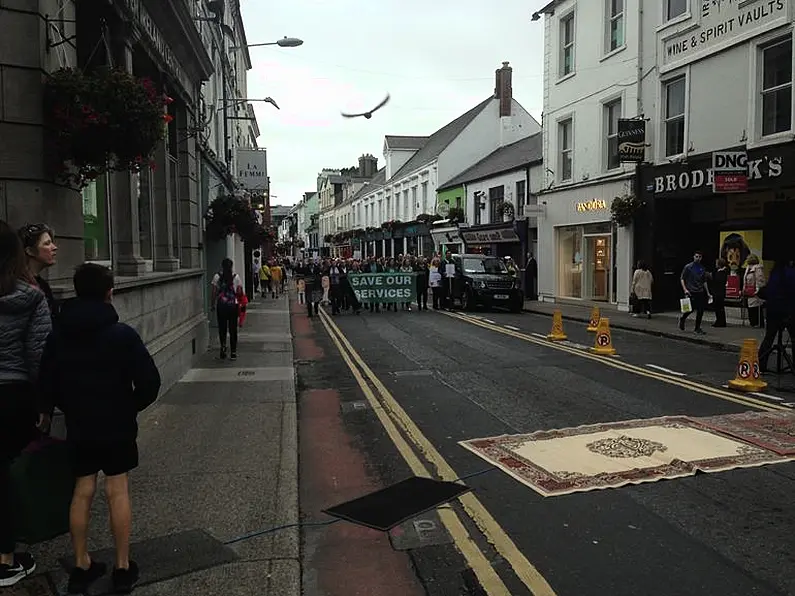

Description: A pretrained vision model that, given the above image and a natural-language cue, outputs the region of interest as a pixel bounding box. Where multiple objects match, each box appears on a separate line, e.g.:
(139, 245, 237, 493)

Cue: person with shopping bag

(0, 220, 52, 587)
(679, 251, 712, 335)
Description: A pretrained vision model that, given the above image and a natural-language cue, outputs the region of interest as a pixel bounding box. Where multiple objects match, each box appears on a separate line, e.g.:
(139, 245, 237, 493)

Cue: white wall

(541, 0, 640, 190)
(384, 148, 418, 179)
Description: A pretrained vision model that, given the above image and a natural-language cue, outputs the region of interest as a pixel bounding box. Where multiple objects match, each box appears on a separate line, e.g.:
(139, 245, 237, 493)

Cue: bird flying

(341, 93, 390, 119)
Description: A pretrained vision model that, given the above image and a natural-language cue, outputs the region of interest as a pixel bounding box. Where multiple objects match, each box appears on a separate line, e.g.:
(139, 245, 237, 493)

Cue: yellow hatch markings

(320, 308, 557, 596)
(443, 310, 785, 413)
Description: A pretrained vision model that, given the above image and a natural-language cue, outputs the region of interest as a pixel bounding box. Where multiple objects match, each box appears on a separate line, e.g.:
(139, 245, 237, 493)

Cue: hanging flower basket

(44, 67, 172, 189)
(497, 201, 515, 220)
(610, 194, 645, 227)
(204, 195, 259, 241)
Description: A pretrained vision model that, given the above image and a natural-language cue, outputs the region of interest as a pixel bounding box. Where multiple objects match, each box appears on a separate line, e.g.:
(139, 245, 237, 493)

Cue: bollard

(546, 309, 567, 341)
(587, 306, 600, 332)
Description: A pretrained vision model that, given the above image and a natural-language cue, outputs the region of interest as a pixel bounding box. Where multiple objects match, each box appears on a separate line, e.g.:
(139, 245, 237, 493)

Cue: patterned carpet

(459, 414, 795, 497)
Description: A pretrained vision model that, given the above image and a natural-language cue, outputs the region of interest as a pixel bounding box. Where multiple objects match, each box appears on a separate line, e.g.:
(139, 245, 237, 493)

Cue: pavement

(317, 302, 795, 596)
(12, 295, 300, 596)
(523, 299, 761, 352)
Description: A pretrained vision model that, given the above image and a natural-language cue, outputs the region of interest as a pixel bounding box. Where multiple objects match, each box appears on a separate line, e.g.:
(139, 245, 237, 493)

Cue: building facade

(533, 0, 639, 308)
(0, 0, 254, 392)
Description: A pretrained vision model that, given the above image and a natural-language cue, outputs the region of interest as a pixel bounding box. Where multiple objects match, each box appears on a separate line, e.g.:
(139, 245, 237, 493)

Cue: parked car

(447, 253, 523, 312)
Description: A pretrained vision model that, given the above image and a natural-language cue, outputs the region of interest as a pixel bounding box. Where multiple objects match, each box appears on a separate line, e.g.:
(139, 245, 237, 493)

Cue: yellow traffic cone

(587, 306, 600, 332)
(728, 338, 767, 391)
(590, 317, 616, 355)
(547, 309, 567, 341)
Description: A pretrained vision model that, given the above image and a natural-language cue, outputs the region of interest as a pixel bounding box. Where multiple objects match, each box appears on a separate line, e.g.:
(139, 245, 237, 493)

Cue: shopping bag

(10, 437, 74, 544)
(680, 297, 692, 314)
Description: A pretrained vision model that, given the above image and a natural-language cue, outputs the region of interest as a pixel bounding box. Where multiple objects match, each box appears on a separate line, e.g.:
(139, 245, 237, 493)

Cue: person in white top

(631, 260, 654, 319)
(210, 258, 243, 360)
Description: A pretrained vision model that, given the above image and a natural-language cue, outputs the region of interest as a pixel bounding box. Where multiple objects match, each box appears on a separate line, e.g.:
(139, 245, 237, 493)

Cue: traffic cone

(587, 306, 600, 332)
(590, 317, 616, 355)
(546, 309, 567, 341)
(728, 338, 767, 391)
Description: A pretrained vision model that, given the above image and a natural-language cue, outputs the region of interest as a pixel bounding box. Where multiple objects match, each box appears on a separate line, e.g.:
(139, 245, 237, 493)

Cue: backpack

(217, 273, 238, 307)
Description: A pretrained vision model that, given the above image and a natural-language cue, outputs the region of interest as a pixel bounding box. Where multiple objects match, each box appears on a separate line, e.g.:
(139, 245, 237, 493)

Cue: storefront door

(584, 235, 610, 301)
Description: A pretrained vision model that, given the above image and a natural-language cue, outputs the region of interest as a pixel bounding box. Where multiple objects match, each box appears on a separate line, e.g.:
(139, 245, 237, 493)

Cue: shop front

(636, 141, 795, 310)
(430, 223, 464, 256)
(538, 179, 633, 308)
(461, 221, 525, 261)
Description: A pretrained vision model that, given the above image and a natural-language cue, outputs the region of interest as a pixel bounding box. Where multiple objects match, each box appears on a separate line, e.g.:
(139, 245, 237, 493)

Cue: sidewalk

(16, 295, 299, 596)
(523, 300, 766, 352)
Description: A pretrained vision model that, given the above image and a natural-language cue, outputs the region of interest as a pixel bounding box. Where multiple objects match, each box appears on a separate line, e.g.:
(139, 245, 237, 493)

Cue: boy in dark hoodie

(38, 264, 161, 594)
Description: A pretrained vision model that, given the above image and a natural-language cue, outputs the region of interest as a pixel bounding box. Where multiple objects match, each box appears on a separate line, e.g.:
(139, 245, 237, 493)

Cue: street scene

(1, 0, 795, 595)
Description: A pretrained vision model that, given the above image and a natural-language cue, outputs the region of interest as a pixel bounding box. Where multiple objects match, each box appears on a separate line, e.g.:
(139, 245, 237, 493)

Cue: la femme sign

(654, 156, 783, 194)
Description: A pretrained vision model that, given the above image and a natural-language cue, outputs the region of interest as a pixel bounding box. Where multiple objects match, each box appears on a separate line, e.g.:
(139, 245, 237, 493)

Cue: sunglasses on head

(20, 223, 53, 247)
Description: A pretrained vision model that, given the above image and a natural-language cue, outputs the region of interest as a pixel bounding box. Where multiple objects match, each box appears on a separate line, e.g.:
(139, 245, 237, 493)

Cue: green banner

(348, 273, 417, 303)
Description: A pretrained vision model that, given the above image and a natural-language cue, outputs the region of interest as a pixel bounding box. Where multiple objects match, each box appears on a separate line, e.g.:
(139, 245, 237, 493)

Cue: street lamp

(232, 37, 303, 50)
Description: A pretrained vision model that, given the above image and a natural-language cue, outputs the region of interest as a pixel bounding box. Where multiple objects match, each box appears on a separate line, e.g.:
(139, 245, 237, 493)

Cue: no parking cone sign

(590, 318, 616, 355)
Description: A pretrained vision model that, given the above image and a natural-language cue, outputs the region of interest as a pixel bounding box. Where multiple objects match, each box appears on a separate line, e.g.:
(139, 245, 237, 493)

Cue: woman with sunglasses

(18, 224, 58, 319)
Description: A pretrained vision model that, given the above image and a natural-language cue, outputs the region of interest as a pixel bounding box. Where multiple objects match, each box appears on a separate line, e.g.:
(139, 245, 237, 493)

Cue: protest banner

(348, 272, 417, 303)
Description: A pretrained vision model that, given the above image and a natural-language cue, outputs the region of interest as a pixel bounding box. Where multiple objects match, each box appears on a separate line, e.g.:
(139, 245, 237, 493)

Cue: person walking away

(743, 255, 766, 328)
(757, 259, 795, 372)
(711, 258, 729, 327)
(328, 260, 344, 315)
(400, 257, 413, 311)
(630, 261, 653, 318)
(415, 257, 429, 311)
(270, 260, 283, 298)
(38, 263, 161, 594)
(429, 258, 443, 310)
(211, 258, 243, 360)
(439, 250, 455, 310)
(679, 251, 712, 334)
(19, 223, 58, 319)
(258, 262, 271, 298)
(0, 220, 51, 588)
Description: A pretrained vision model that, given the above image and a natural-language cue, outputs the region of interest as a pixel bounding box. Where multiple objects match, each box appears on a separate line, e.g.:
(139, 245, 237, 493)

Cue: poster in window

(719, 230, 770, 298)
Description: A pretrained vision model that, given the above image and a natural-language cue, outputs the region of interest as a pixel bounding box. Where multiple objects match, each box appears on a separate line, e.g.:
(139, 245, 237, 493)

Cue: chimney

(358, 153, 378, 178)
(494, 61, 512, 117)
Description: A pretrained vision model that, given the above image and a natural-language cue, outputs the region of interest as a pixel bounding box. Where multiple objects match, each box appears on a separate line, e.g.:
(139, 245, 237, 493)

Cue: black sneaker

(230, 352, 237, 360)
(0, 552, 36, 587)
(694, 328, 706, 335)
(112, 561, 139, 594)
(678, 317, 685, 331)
(67, 560, 107, 594)
(220, 346, 227, 360)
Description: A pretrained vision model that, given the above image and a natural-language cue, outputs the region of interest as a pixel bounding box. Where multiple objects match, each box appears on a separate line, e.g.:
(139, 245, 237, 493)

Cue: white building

(532, 0, 640, 309)
(354, 62, 541, 257)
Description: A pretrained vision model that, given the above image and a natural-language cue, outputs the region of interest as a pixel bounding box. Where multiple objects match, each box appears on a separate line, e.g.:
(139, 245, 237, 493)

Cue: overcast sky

(239, 0, 545, 207)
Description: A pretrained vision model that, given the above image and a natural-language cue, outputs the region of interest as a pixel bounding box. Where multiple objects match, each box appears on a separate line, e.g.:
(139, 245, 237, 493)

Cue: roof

(389, 97, 493, 182)
(439, 133, 543, 190)
(532, 0, 557, 20)
(385, 135, 429, 150)
(350, 168, 387, 201)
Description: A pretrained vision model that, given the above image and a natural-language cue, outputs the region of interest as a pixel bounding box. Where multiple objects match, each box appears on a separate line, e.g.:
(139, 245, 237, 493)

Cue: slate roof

(389, 97, 493, 182)
(349, 167, 386, 201)
(438, 132, 543, 190)
(385, 135, 429, 150)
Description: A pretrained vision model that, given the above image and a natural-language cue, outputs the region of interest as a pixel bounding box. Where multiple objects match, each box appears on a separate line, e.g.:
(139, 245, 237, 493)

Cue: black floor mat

(56, 529, 238, 594)
(322, 476, 472, 531)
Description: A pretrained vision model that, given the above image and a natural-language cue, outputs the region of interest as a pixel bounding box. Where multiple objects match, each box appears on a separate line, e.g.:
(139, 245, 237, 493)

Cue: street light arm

(230, 36, 303, 50)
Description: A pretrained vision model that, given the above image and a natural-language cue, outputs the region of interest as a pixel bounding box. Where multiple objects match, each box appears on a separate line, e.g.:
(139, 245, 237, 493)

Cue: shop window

(604, 99, 621, 170)
(664, 77, 686, 156)
(81, 175, 111, 262)
(559, 118, 573, 181)
(559, 13, 575, 78)
(666, 0, 687, 21)
(606, 0, 624, 52)
(761, 38, 793, 137)
(557, 226, 582, 298)
(488, 186, 504, 223)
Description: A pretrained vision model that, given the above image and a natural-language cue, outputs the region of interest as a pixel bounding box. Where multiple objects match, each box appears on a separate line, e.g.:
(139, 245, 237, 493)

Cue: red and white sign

(712, 151, 748, 194)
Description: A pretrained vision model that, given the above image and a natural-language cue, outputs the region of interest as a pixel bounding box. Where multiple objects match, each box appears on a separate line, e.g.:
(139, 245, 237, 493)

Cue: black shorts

(69, 440, 139, 477)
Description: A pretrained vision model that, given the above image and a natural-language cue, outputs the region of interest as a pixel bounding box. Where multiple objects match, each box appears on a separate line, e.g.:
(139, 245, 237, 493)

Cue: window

(516, 180, 526, 216)
(82, 176, 111, 261)
(607, 0, 624, 51)
(605, 99, 622, 170)
(666, 0, 687, 20)
(664, 77, 686, 156)
(761, 38, 793, 136)
(421, 182, 428, 213)
(559, 119, 573, 181)
(560, 14, 575, 77)
(488, 186, 504, 223)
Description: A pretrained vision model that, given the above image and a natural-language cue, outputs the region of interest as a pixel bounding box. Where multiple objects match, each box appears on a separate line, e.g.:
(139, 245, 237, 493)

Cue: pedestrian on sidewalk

(711, 258, 729, 327)
(0, 220, 51, 588)
(743, 254, 766, 328)
(18, 222, 59, 320)
(212, 258, 244, 360)
(258, 261, 271, 299)
(270, 260, 283, 298)
(630, 260, 653, 318)
(679, 251, 712, 335)
(38, 263, 161, 595)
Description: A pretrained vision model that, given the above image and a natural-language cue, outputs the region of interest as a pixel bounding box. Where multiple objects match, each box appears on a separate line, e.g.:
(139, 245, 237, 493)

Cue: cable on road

(221, 467, 498, 545)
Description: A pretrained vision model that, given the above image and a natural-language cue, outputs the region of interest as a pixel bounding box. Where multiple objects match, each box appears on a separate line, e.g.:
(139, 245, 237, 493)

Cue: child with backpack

(211, 258, 244, 360)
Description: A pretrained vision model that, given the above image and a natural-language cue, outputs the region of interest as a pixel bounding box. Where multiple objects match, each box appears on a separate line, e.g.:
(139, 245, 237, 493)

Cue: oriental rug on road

(459, 414, 795, 497)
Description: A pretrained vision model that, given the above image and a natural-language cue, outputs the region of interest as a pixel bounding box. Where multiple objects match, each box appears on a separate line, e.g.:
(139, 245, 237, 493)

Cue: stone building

(0, 0, 255, 392)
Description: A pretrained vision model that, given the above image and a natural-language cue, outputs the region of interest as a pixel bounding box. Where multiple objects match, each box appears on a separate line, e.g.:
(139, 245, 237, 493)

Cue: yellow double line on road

(318, 308, 557, 596)
(444, 310, 787, 413)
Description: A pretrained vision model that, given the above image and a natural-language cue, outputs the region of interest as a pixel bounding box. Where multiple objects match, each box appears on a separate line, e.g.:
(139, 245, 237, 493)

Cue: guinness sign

(617, 119, 646, 162)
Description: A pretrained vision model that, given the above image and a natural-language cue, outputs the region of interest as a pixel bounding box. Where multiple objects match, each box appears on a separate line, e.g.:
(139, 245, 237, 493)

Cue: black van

(447, 253, 523, 312)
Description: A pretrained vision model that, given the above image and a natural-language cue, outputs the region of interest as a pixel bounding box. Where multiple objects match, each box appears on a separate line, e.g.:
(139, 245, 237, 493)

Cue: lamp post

(232, 36, 304, 49)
